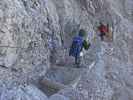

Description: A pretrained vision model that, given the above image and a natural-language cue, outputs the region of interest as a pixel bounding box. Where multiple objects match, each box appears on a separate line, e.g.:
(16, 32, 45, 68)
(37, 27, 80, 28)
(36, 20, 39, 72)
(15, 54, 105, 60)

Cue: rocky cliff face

(0, 0, 133, 99)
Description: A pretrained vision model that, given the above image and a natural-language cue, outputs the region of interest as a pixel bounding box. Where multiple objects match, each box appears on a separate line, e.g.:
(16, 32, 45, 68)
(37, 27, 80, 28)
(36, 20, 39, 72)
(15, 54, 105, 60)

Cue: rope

(0, 44, 69, 51)
(0, 45, 27, 49)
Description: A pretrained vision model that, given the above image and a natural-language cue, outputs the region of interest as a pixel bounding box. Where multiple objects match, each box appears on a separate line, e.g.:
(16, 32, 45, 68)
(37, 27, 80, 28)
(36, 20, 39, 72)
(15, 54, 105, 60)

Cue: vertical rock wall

(0, 0, 133, 99)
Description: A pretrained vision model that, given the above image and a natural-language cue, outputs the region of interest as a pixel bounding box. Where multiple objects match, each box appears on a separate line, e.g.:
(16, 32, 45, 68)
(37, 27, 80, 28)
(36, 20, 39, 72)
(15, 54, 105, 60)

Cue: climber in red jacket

(98, 22, 109, 41)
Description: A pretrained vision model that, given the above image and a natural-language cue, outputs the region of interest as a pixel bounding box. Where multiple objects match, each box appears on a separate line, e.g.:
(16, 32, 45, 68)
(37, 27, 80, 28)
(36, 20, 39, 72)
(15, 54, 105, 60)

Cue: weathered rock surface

(0, 0, 133, 99)
(0, 83, 48, 100)
(49, 94, 70, 100)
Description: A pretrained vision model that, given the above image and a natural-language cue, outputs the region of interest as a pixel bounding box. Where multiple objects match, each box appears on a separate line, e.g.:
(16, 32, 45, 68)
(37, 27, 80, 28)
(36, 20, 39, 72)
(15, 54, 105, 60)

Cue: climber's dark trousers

(75, 56, 81, 67)
(100, 32, 106, 41)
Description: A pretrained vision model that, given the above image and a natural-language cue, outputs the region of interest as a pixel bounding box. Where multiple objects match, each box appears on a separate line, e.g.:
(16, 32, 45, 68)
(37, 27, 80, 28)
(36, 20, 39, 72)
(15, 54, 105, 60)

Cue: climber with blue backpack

(69, 29, 91, 67)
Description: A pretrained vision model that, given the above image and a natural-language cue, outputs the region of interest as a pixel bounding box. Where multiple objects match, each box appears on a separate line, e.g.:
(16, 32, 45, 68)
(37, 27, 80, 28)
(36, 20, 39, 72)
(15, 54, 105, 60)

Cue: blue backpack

(69, 36, 83, 57)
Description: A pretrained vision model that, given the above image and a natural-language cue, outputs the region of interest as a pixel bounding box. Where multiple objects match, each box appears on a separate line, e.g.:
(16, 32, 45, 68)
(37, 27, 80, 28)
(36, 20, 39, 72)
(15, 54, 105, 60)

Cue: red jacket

(98, 25, 109, 33)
